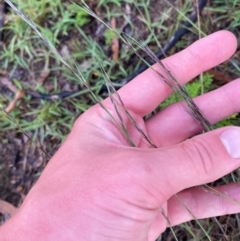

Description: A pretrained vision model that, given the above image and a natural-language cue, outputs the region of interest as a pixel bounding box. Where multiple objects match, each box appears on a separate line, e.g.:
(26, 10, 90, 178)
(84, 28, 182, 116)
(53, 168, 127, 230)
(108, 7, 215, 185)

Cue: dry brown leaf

(111, 38, 119, 62)
(0, 69, 8, 75)
(0, 76, 17, 92)
(0, 199, 17, 216)
(110, 17, 119, 61)
(5, 90, 24, 113)
(36, 68, 50, 85)
(207, 69, 232, 84)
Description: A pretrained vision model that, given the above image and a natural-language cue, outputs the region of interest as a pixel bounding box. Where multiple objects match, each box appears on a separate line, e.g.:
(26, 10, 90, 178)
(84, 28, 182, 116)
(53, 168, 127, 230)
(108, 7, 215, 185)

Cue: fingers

(137, 127, 240, 201)
(167, 183, 240, 226)
(103, 31, 237, 117)
(145, 79, 240, 147)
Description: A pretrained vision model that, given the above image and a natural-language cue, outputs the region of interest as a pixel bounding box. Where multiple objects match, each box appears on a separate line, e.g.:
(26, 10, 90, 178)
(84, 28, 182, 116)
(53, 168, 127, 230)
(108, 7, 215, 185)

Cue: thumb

(141, 127, 240, 199)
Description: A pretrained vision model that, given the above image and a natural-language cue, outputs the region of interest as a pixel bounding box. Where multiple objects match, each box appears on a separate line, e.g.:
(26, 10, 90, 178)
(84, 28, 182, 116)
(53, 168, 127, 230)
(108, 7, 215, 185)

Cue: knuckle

(182, 139, 215, 176)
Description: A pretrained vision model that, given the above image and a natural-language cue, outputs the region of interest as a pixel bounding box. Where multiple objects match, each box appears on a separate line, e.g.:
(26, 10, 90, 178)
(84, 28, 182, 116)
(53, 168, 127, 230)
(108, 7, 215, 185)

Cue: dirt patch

(0, 130, 48, 223)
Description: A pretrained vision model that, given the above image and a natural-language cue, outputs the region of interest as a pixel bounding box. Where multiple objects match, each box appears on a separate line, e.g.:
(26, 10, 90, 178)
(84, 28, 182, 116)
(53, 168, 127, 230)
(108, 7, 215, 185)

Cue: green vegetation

(0, 0, 240, 239)
(161, 73, 214, 109)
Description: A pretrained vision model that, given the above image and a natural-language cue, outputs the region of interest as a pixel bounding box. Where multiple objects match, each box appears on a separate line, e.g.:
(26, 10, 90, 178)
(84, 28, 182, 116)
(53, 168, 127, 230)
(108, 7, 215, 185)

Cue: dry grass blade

(160, 206, 179, 241)
(126, 37, 212, 131)
(99, 62, 157, 148)
(74, 63, 136, 146)
(202, 185, 240, 207)
(174, 194, 212, 241)
(195, 0, 204, 95)
(104, 77, 136, 147)
(212, 217, 228, 240)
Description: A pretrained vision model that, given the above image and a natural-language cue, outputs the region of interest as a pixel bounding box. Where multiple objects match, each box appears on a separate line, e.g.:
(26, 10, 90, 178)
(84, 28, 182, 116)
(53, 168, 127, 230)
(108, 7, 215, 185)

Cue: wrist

(0, 194, 92, 241)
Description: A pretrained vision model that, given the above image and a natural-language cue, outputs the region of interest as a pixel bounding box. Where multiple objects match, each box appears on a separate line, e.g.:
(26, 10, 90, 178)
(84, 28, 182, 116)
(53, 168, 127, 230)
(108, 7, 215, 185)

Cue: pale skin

(1, 31, 240, 241)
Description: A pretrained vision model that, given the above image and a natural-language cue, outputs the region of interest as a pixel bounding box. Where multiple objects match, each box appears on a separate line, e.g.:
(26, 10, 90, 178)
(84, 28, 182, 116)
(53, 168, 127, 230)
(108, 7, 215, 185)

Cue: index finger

(104, 31, 237, 117)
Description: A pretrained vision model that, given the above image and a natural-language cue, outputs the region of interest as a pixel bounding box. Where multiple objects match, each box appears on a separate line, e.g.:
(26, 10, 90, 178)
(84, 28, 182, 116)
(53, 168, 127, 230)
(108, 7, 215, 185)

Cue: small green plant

(160, 73, 214, 108)
(68, 4, 91, 27)
(104, 29, 118, 44)
(214, 113, 239, 128)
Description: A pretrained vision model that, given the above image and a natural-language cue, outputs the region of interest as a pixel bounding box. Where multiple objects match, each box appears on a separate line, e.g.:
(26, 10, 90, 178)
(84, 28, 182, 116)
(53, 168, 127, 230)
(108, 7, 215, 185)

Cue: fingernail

(220, 128, 240, 159)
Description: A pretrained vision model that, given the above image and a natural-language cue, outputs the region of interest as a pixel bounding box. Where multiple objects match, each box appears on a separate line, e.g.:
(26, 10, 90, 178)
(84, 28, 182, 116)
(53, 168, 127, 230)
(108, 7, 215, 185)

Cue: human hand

(1, 31, 240, 241)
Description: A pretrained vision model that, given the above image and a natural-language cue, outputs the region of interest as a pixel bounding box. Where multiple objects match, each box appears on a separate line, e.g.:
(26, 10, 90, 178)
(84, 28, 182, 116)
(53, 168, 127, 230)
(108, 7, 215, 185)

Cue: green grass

(1, 0, 240, 239)
(0, 0, 176, 145)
